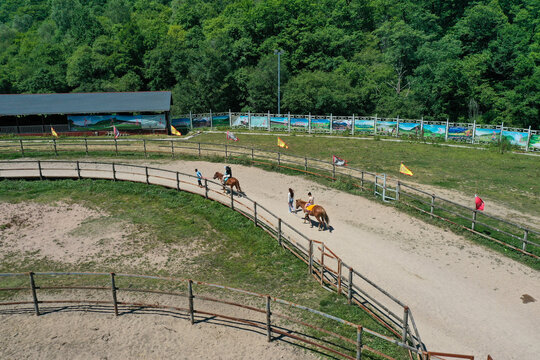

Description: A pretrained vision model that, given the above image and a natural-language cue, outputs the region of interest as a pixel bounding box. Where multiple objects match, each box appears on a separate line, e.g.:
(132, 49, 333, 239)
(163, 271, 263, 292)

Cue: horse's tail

(235, 179, 242, 193)
(323, 210, 330, 225)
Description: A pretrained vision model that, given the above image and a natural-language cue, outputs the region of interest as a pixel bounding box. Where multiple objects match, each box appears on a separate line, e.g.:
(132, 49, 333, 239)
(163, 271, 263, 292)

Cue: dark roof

(0, 92, 172, 116)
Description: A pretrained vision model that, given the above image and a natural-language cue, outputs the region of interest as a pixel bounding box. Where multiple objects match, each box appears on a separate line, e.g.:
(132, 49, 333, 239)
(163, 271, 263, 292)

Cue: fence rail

(0, 160, 427, 359)
(0, 271, 409, 360)
(0, 137, 536, 259)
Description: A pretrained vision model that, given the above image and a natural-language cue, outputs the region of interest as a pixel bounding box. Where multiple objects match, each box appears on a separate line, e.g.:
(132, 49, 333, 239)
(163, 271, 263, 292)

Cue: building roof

(0, 92, 172, 116)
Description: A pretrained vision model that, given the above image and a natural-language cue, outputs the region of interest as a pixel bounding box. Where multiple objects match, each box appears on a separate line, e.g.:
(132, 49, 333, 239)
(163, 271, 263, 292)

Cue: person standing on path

(288, 188, 295, 213)
(195, 168, 203, 187)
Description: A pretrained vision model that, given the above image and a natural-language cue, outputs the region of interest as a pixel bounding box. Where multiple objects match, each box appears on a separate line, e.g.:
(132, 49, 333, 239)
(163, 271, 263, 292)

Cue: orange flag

(171, 125, 182, 136)
(51, 127, 58, 137)
(277, 137, 289, 149)
(399, 162, 413, 176)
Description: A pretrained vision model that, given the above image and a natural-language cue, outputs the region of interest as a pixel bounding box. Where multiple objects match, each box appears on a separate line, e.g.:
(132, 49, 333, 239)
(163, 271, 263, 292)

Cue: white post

(210, 109, 213, 129)
(330, 113, 333, 134)
(420, 116, 424, 137)
(189, 111, 193, 130)
(526, 126, 532, 151)
(472, 120, 476, 144)
(352, 114, 355, 136)
(396, 116, 400, 137)
(374, 114, 377, 135)
(229, 109, 232, 127)
(268, 110, 271, 132)
(499, 122, 504, 142)
(445, 118, 449, 141)
(248, 111, 251, 131)
(308, 113, 311, 134)
(288, 112, 291, 133)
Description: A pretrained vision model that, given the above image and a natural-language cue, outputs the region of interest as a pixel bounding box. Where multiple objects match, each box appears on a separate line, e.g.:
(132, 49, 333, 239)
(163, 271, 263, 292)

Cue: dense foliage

(0, 0, 538, 127)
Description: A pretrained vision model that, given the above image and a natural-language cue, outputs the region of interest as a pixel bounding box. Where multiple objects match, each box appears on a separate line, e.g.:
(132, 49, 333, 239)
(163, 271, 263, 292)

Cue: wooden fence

(0, 137, 536, 259)
(0, 160, 426, 359)
(0, 271, 407, 360)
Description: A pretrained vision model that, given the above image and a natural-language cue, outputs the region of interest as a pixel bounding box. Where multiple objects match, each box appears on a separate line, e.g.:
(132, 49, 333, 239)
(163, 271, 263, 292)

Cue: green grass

(0, 179, 408, 360)
(192, 133, 540, 219)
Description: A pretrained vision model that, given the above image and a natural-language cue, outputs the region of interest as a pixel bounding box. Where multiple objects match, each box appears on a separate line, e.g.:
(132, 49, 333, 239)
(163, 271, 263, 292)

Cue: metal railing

(0, 160, 426, 359)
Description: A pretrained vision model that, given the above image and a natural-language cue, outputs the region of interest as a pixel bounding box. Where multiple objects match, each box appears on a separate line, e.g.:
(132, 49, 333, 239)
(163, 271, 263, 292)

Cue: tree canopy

(0, 0, 538, 128)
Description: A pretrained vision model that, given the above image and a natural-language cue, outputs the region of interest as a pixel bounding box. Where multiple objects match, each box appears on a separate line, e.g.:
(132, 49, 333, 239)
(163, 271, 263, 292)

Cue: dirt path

(2, 158, 539, 359)
(145, 159, 539, 360)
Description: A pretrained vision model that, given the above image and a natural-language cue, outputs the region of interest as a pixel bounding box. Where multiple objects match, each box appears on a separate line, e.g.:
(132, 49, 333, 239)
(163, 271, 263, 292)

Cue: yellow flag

(400, 162, 413, 176)
(277, 137, 288, 149)
(171, 125, 182, 136)
(51, 127, 58, 137)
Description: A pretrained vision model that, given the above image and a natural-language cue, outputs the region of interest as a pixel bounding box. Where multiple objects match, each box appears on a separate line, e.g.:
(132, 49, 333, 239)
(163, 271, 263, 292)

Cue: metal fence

(1, 137, 535, 259)
(0, 160, 426, 359)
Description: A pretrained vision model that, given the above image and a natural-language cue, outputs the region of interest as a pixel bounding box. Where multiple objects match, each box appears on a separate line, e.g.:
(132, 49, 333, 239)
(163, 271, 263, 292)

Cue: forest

(0, 0, 538, 128)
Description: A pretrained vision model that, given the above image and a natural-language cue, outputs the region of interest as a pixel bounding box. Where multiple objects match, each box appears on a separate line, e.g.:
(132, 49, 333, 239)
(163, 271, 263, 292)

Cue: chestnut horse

(295, 199, 330, 231)
(213, 172, 243, 194)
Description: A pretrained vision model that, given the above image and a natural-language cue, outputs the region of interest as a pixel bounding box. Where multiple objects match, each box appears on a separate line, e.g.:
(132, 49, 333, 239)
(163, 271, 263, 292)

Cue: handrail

(0, 160, 424, 358)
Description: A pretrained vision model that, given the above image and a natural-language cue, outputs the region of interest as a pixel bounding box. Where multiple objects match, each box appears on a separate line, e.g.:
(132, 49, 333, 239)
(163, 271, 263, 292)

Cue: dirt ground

(1, 158, 539, 359)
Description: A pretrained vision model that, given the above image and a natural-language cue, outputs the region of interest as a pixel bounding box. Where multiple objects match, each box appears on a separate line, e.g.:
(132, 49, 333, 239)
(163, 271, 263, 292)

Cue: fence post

(112, 163, 116, 181)
(330, 113, 333, 134)
(29, 272, 39, 316)
(198, 142, 201, 157)
(361, 171, 364, 190)
(52, 139, 58, 156)
(337, 259, 342, 295)
(38, 160, 43, 180)
(332, 163, 336, 180)
(352, 114, 355, 136)
(225, 144, 228, 160)
(356, 326, 363, 360)
(382, 174, 387, 201)
(84, 138, 88, 155)
(499, 122, 504, 142)
(320, 243, 325, 285)
(114, 138, 118, 156)
(402, 306, 409, 343)
(445, 118, 449, 142)
(396, 180, 400, 201)
(76, 161, 81, 179)
(278, 218, 282, 247)
(308, 113, 311, 134)
(308, 240, 313, 274)
(251, 148, 254, 161)
(111, 273, 118, 316)
(210, 109, 213, 129)
(396, 116, 400, 137)
(229, 109, 232, 127)
(143, 139, 147, 158)
(171, 140, 174, 158)
(430, 195, 435, 217)
(525, 126, 532, 152)
(374, 114, 377, 135)
(374, 176, 378, 196)
(230, 188, 234, 210)
(145, 167, 149, 184)
(176, 172, 180, 191)
(189, 111, 193, 130)
(304, 157, 307, 171)
(472, 210, 477, 231)
(420, 116, 424, 138)
(288, 112, 291, 133)
(267, 110, 271, 132)
(277, 152, 280, 165)
(188, 280, 194, 324)
(248, 110, 251, 131)
(254, 201, 258, 226)
(348, 267, 353, 304)
(266, 296, 272, 342)
(472, 120, 477, 144)
(204, 179, 208, 199)
(523, 230, 528, 251)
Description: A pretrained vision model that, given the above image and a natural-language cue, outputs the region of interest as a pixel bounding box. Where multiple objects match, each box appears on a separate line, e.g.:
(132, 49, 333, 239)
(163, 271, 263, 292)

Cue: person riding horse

(223, 165, 232, 185)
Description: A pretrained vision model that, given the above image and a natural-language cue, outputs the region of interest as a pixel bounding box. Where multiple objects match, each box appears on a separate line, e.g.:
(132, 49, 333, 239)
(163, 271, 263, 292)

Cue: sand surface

(1, 158, 539, 359)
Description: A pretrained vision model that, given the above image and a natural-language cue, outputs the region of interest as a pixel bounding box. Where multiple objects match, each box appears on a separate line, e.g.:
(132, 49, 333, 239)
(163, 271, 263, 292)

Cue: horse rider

(223, 165, 232, 185)
(306, 192, 314, 215)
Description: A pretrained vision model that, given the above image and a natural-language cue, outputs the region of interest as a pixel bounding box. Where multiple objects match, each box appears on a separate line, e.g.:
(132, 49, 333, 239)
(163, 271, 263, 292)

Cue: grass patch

(0, 179, 408, 360)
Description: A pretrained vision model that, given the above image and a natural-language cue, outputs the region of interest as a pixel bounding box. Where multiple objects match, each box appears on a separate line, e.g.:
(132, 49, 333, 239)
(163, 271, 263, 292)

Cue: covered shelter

(0, 91, 172, 135)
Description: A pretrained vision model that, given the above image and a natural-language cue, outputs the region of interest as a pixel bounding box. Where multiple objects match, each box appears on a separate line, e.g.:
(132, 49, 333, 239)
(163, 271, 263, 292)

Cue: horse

(295, 199, 330, 231)
(213, 171, 243, 194)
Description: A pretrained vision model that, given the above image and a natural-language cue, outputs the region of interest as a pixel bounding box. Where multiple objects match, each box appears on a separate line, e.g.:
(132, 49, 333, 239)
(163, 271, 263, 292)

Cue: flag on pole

(171, 125, 182, 136)
(226, 131, 238, 141)
(113, 125, 120, 139)
(399, 162, 413, 176)
(475, 195, 485, 211)
(277, 137, 289, 149)
(332, 155, 348, 166)
(51, 127, 58, 138)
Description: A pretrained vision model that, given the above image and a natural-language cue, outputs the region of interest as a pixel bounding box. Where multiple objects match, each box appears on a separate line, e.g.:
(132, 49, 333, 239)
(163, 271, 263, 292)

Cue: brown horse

(295, 199, 330, 231)
(213, 172, 243, 194)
